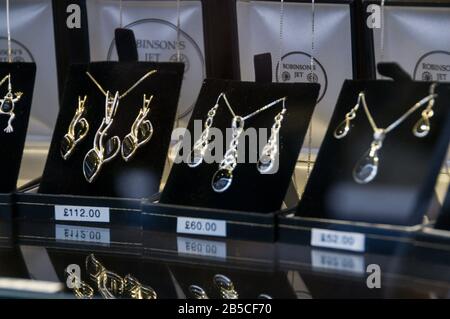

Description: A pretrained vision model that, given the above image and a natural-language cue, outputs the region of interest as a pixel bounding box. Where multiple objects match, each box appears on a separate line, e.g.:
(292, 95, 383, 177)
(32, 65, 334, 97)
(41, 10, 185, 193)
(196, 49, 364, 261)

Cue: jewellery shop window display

(0, 0, 37, 221)
(142, 79, 320, 242)
(278, 77, 450, 253)
(233, 0, 357, 155)
(15, 61, 184, 227)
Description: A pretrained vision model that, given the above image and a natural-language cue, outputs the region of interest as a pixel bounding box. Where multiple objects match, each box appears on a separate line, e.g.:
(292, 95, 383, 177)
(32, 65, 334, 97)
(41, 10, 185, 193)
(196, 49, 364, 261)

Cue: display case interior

(362, 0, 450, 80)
(143, 78, 320, 242)
(280, 75, 450, 252)
(0, 62, 36, 220)
(15, 61, 184, 226)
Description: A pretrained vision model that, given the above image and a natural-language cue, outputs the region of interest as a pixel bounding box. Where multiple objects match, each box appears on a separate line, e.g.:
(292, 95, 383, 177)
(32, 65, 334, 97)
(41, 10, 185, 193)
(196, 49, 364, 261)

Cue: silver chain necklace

(212, 95, 287, 193)
(351, 85, 437, 184)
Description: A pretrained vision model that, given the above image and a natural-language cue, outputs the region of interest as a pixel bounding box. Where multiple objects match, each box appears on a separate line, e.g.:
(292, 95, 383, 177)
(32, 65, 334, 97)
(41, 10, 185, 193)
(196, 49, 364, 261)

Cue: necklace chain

(86, 70, 157, 100)
(360, 84, 437, 135)
(218, 93, 287, 122)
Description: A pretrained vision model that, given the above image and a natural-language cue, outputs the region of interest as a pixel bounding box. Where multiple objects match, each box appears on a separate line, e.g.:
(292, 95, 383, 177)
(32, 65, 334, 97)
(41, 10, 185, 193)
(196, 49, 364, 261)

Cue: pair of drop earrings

(61, 70, 157, 183)
(187, 93, 287, 193)
(0, 74, 22, 133)
(333, 83, 438, 184)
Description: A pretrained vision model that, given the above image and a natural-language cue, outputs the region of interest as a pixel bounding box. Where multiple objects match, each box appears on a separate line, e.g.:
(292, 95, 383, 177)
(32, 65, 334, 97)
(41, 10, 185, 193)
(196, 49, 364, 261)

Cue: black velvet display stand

(0, 62, 36, 220)
(296, 77, 450, 226)
(436, 189, 450, 231)
(38, 61, 183, 198)
(160, 79, 319, 213)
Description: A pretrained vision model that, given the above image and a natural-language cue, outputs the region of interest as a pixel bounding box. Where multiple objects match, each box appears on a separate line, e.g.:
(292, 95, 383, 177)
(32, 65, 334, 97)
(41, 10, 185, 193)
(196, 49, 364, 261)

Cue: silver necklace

(211, 95, 287, 193)
(350, 86, 437, 184)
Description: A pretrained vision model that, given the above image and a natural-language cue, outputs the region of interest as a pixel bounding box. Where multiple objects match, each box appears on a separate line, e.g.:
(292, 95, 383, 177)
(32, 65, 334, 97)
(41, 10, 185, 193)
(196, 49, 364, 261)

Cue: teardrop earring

(61, 96, 89, 160)
(257, 100, 286, 174)
(187, 93, 224, 168)
(412, 83, 437, 138)
(121, 94, 154, 162)
(334, 92, 363, 139)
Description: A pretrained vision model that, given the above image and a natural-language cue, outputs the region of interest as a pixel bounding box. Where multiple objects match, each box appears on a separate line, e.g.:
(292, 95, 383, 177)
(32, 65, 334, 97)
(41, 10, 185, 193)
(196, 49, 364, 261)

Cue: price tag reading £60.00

(176, 217, 226, 237)
(54, 205, 110, 223)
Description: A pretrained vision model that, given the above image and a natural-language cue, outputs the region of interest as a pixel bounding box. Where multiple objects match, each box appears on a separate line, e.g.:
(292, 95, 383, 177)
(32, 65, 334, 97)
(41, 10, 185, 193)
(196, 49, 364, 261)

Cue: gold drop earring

(61, 96, 89, 160)
(121, 94, 154, 162)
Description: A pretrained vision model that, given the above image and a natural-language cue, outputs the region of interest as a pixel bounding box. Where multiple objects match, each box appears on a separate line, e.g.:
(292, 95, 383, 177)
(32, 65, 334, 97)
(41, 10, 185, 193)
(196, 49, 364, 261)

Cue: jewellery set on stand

(59, 70, 157, 183)
(333, 83, 438, 184)
(0, 0, 24, 135)
(187, 93, 287, 193)
(66, 254, 157, 299)
(0, 74, 22, 133)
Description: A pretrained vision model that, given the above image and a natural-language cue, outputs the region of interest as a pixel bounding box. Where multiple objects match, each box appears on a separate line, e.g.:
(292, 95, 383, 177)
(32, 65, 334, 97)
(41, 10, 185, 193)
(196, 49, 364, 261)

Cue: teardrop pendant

(352, 148, 379, 184)
(413, 116, 430, 138)
(257, 153, 274, 174)
(334, 118, 350, 139)
(211, 169, 233, 193)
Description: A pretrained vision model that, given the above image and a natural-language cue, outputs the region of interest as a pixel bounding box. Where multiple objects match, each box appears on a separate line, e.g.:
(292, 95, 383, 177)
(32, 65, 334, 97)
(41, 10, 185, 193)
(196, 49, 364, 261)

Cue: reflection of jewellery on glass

(335, 85, 438, 184)
(213, 274, 239, 299)
(83, 70, 157, 183)
(86, 253, 107, 285)
(189, 285, 209, 299)
(65, 267, 94, 299)
(258, 294, 273, 299)
(211, 95, 287, 193)
(98, 270, 125, 299)
(61, 96, 89, 160)
(121, 94, 154, 162)
(124, 275, 157, 299)
(0, 74, 23, 133)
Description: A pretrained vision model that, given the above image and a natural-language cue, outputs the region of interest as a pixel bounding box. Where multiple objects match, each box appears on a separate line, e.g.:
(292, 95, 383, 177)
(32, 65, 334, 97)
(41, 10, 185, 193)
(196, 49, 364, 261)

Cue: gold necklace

(86, 69, 157, 99)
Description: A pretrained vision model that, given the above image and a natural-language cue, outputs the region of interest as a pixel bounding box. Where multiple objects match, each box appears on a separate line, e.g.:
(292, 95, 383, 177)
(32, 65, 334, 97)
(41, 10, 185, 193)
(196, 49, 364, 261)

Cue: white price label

(177, 237, 226, 259)
(311, 228, 365, 252)
(55, 224, 110, 245)
(54, 205, 110, 223)
(311, 250, 365, 274)
(176, 217, 226, 237)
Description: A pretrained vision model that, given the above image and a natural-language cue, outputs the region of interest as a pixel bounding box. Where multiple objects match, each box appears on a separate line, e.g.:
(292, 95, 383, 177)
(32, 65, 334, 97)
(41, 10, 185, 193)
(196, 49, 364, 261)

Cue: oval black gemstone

(212, 169, 233, 193)
(60, 135, 73, 159)
(105, 137, 120, 159)
(84, 151, 100, 182)
(122, 136, 135, 159)
(137, 121, 153, 141)
(1, 99, 13, 113)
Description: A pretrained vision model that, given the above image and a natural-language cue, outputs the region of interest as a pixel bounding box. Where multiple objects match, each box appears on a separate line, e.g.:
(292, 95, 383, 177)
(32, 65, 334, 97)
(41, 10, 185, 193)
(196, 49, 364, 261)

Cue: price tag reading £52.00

(176, 217, 227, 237)
(311, 228, 365, 252)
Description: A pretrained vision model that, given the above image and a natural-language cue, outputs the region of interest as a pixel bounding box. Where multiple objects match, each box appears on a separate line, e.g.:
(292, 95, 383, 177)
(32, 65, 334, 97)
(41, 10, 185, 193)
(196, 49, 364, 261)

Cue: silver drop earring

(257, 100, 287, 174)
(0, 74, 23, 133)
(333, 92, 363, 139)
(211, 115, 245, 193)
(412, 83, 437, 138)
(121, 94, 154, 162)
(83, 91, 121, 183)
(187, 93, 225, 168)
